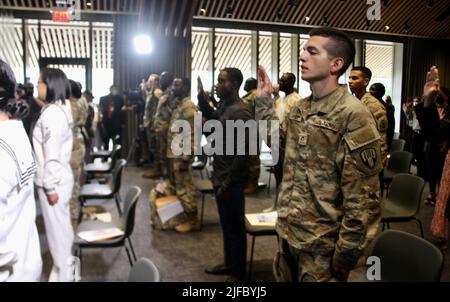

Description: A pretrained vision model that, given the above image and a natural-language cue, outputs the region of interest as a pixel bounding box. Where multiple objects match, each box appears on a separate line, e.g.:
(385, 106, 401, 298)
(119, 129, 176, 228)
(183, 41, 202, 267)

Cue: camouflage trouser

(158, 132, 169, 177)
(247, 155, 261, 186)
(146, 126, 159, 170)
(273, 238, 338, 282)
(167, 158, 198, 222)
(70, 139, 85, 228)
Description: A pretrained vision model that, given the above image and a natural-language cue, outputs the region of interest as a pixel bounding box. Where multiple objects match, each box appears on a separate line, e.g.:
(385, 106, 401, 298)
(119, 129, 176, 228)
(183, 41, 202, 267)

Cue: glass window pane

(365, 41, 394, 97)
(191, 27, 211, 104)
(214, 28, 252, 97)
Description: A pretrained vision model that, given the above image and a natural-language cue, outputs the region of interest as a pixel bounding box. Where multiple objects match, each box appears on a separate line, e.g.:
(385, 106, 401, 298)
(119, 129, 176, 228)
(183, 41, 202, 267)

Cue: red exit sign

(51, 9, 71, 23)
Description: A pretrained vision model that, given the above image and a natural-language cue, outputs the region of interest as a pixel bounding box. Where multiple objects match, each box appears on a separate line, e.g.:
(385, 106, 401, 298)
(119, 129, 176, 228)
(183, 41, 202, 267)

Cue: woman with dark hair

(0, 59, 42, 281)
(33, 68, 74, 282)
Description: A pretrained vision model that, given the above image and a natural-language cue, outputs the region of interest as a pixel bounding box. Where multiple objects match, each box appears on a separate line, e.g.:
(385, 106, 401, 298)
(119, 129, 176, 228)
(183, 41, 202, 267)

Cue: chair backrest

(387, 174, 425, 217)
(386, 151, 413, 173)
(111, 159, 127, 194)
(390, 138, 406, 153)
(110, 144, 122, 168)
(371, 230, 443, 282)
(120, 186, 142, 238)
(128, 258, 160, 282)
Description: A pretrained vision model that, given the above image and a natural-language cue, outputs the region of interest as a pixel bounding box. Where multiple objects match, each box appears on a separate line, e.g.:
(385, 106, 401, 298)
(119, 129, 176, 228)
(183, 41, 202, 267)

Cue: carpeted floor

(36, 163, 449, 282)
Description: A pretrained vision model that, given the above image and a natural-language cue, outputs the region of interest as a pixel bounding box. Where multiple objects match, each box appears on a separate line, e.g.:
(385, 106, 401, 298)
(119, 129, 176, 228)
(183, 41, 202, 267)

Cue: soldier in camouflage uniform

(69, 81, 87, 229)
(273, 73, 302, 191)
(153, 72, 174, 178)
(166, 78, 199, 233)
(349, 66, 388, 163)
(256, 28, 382, 282)
(242, 78, 260, 194)
(143, 74, 163, 178)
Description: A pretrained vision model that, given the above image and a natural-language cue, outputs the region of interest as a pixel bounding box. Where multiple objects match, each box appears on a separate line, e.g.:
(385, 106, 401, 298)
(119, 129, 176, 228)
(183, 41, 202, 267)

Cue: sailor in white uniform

(33, 68, 74, 282)
(0, 59, 42, 282)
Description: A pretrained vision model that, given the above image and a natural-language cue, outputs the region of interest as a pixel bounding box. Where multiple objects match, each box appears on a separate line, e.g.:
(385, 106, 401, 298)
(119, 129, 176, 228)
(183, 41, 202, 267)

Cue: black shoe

(205, 264, 231, 275)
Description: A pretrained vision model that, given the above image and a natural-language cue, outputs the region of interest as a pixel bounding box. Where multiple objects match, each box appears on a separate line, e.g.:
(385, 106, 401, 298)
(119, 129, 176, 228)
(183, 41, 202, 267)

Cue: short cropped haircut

(352, 66, 373, 81)
(222, 67, 244, 89)
(309, 27, 355, 76)
(40, 68, 70, 104)
(371, 82, 386, 97)
(69, 80, 82, 99)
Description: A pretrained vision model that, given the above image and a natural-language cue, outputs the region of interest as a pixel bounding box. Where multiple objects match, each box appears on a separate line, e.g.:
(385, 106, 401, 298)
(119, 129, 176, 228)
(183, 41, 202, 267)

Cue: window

(365, 41, 394, 98)
(191, 27, 210, 103)
(215, 28, 252, 97)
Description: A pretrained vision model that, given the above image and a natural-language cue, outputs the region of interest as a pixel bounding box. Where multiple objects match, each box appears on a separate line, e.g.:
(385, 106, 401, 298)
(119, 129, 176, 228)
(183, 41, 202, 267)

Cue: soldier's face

(278, 74, 291, 92)
(171, 79, 184, 97)
(300, 36, 340, 83)
(348, 70, 369, 94)
(215, 71, 233, 99)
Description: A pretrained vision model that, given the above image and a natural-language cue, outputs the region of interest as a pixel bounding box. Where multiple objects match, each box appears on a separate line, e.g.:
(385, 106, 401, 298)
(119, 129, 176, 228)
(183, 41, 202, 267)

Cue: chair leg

(416, 218, 425, 238)
(124, 246, 134, 266)
(206, 168, 210, 179)
(200, 170, 204, 179)
(127, 237, 137, 262)
(115, 194, 122, 217)
(248, 236, 256, 281)
(382, 222, 385, 231)
(267, 170, 271, 195)
(200, 194, 205, 228)
(386, 222, 391, 229)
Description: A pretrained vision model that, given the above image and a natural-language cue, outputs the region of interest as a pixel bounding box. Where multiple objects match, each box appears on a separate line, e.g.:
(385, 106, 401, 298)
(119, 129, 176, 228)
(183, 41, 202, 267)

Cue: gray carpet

(36, 164, 449, 282)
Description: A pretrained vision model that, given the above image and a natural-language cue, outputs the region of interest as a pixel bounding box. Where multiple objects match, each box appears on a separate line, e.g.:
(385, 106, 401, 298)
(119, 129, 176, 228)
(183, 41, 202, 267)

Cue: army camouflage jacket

(361, 92, 388, 162)
(256, 87, 382, 270)
(167, 97, 197, 162)
(153, 89, 172, 136)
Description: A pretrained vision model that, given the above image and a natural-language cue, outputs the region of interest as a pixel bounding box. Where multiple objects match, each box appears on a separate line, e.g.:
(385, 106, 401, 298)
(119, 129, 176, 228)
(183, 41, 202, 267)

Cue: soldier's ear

(330, 57, 344, 75)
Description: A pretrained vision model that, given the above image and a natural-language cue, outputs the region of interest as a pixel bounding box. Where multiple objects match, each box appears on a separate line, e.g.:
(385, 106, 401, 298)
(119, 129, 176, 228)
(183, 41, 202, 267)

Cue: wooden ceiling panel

(195, 0, 450, 38)
(2, 0, 449, 38)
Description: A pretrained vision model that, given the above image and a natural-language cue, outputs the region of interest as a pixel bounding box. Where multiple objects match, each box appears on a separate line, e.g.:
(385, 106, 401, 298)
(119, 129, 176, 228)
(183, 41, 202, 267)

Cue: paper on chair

(246, 211, 277, 227)
(157, 198, 184, 224)
(77, 227, 124, 242)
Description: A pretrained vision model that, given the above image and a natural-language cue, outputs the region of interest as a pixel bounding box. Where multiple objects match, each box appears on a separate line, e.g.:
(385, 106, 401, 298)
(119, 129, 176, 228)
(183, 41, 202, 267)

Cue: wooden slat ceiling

(2, 1, 448, 38)
(194, 0, 450, 39)
(0, 0, 196, 37)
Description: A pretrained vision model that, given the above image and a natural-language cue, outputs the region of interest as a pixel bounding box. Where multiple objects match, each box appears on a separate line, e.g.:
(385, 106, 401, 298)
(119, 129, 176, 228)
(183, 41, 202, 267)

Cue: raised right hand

(257, 65, 273, 97)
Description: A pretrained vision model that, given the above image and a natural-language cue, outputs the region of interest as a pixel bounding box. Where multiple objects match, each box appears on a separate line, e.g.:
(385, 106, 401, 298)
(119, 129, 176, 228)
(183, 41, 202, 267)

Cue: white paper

(157, 199, 184, 224)
(77, 227, 124, 242)
(246, 211, 277, 227)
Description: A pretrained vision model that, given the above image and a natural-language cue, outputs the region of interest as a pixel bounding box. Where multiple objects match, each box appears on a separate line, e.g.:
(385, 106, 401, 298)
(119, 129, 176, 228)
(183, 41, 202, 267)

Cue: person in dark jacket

(198, 67, 252, 282)
(98, 85, 125, 150)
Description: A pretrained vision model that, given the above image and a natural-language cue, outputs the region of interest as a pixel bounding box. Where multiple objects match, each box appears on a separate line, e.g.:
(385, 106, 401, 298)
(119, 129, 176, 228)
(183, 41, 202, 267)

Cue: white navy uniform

(33, 100, 74, 282)
(0, 119, 42, 282)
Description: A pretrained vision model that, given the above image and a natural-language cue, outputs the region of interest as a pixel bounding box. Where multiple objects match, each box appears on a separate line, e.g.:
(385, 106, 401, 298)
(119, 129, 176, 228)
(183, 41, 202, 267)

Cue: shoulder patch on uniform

(344, 122, 380, 151)
(360, 148, 377, 168)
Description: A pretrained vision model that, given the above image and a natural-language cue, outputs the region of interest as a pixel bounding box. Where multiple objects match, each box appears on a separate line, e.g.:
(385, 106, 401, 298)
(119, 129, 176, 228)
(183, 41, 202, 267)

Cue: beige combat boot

(143, 169, 161, 178)
(174, 217, 200, 233)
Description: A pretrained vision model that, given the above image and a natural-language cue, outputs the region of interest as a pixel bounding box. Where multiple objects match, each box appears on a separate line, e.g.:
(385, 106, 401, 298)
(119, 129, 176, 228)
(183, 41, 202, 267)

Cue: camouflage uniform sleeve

(372, 105, 389, 161)
(179, 102, 197, 163)
(154, 96, 169, 134)
(333, 119, 382, 270)
(255, 96, 283, 149)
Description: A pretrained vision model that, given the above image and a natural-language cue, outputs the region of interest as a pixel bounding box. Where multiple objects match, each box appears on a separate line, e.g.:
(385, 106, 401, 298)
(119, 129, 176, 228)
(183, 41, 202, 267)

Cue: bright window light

(134, 34, 153, 55)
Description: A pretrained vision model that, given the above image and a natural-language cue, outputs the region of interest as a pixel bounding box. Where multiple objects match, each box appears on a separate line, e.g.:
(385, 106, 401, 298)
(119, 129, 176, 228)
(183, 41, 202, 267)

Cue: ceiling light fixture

(304, 16, 310, 23)
(384, 25, 390, 31)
